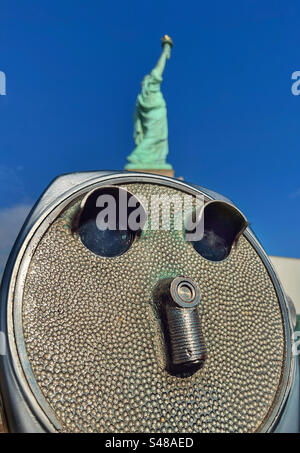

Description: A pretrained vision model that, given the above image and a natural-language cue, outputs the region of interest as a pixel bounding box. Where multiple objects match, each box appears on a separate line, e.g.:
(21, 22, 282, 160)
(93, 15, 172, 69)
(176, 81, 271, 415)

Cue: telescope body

(0, 171, 298, 433)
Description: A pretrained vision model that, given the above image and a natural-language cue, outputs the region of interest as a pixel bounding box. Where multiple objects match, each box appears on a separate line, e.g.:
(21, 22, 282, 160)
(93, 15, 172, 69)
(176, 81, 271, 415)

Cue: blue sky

(0, 0, 299, 272)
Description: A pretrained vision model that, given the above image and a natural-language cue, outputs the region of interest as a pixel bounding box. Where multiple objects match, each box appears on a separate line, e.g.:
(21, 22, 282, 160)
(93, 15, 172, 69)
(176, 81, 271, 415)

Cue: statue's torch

(161, 35, 173, 59)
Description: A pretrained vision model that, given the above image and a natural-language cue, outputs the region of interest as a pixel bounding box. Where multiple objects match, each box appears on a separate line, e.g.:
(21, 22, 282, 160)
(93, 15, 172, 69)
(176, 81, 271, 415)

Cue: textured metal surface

(20, 182, 286, 433)
(164, 304, 206, 369)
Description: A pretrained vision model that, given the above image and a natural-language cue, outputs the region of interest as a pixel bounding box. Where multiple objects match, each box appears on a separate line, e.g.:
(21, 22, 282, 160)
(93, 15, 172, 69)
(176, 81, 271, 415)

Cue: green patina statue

(125, 36, 174, 170)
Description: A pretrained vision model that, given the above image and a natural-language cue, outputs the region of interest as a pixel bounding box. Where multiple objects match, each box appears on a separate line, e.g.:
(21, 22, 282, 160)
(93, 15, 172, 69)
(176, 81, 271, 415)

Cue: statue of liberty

(125, 36, 173, 170)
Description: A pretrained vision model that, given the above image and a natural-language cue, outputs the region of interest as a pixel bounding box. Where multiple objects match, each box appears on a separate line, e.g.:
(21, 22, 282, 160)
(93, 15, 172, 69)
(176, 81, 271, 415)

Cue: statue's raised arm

(152, 35, 173, 79)
(125, 36, 174, 171)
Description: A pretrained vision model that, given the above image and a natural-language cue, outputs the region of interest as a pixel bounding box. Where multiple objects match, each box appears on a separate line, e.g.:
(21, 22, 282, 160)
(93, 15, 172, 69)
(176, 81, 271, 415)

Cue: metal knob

(155, 277, 206, 374)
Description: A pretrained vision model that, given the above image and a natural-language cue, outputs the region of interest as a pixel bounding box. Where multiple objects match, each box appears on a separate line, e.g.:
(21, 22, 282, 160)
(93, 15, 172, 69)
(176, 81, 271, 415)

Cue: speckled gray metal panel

(21, 183, 285, 433)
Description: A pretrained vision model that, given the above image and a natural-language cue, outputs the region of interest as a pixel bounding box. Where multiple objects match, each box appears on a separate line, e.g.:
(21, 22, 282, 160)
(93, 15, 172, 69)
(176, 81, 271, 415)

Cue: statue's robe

(126, 68, 172, 169)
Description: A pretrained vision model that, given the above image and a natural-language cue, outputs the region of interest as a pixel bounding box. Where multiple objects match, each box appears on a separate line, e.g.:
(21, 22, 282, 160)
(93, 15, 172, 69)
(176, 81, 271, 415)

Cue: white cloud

(0, 203, 32, 278)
